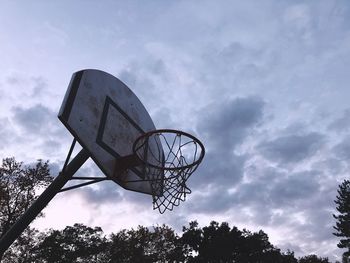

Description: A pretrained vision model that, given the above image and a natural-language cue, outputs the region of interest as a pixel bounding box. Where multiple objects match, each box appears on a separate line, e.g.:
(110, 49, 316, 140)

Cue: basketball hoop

(59, 70, 205, 213)
(0, 70, 207, 258)
(133, 129, 205, 213)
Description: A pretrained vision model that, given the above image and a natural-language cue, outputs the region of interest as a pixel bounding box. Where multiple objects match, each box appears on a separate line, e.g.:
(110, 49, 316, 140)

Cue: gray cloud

(189, 186, 235, 214)
(48, 162, 61, 177)
(74, 179, 153, 213)
(189, 164, 320, 219)
(78, 181, 123, 207)
(311, 157, 345, 176)
(152, 107, 176, 129)
(333, 136, 350, 161)
(183, 96, 266, 213)
(118, 59, 167, 107)
(10, 103, 69, 158)
(0, 118, 12, 149)
(230, 168, 321, 210)
(258, 132, 325, 163)
(67, 162, 152, 211)
(192, 151, 246, 188)
(56, 162, 122, 207)
(189, 96, 265, 191)
(199, 96, 265, 150)
(41, 139, 62, 155)
(161, 212, 192, 233)
(269, 170, 321, 207)
(31, 77, 48, 97)
(6, 74, 23, 86)
(328, 109, 350, 132)
(12, 104, 54, 134)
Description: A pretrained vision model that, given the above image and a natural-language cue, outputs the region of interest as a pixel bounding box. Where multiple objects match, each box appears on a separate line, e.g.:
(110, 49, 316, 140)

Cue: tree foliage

(1, 227, 41, 263)
(0, 157, 53, 262)
(0, 156, 339, 262)
(334, 180, 350, 260)
(1, 220, 336, 263)
(106, 224, 183, 263)
(34, 223, 107, 263)
(299, 254, 331, 263)
(181, 220, 301, 263)
(0, 157, 52, 236)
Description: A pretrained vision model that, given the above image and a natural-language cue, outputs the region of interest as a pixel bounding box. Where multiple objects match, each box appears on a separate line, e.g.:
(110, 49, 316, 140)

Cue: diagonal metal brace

(59, 177, 109, 193)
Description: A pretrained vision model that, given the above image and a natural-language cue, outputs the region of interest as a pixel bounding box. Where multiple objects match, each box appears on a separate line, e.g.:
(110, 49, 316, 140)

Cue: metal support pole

(0, 148, 90, 259)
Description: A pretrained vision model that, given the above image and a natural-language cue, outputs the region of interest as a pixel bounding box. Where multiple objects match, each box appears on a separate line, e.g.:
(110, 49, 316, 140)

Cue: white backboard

(58, 69, 162, 195)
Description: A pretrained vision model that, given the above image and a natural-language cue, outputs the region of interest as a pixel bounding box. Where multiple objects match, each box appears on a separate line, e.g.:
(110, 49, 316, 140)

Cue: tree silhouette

(34, 223, 107, 263)
(0, 157, 52, 262)
(199, 221, 242, 262)
(180, 220, 298, 263)
(1, 227, 40, 263)
(0, 157, 52, 236)
(107, 224, 183, 263)
(1, 220, 338, 262)
(299, 254, 331, 263)
(0, 156, 338, 262)
(334, 180, 350, 260)
(181, 221, 202, 262)
(149, 224, 184, 262)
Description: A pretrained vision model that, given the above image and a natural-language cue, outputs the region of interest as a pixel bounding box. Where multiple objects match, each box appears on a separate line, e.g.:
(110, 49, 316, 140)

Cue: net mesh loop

(133, 129, 205, 213)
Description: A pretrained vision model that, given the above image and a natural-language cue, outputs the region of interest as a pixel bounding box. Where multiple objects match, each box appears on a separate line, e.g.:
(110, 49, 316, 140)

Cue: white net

(133, 129, 205, 213)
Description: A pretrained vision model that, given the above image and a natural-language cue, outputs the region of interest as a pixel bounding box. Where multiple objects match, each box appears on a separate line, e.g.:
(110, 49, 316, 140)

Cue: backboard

(58, 69, 163, 195)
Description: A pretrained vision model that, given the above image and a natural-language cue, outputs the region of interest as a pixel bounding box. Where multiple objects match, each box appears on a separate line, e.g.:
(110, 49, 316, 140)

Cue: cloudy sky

(1, 0, 350, 260)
